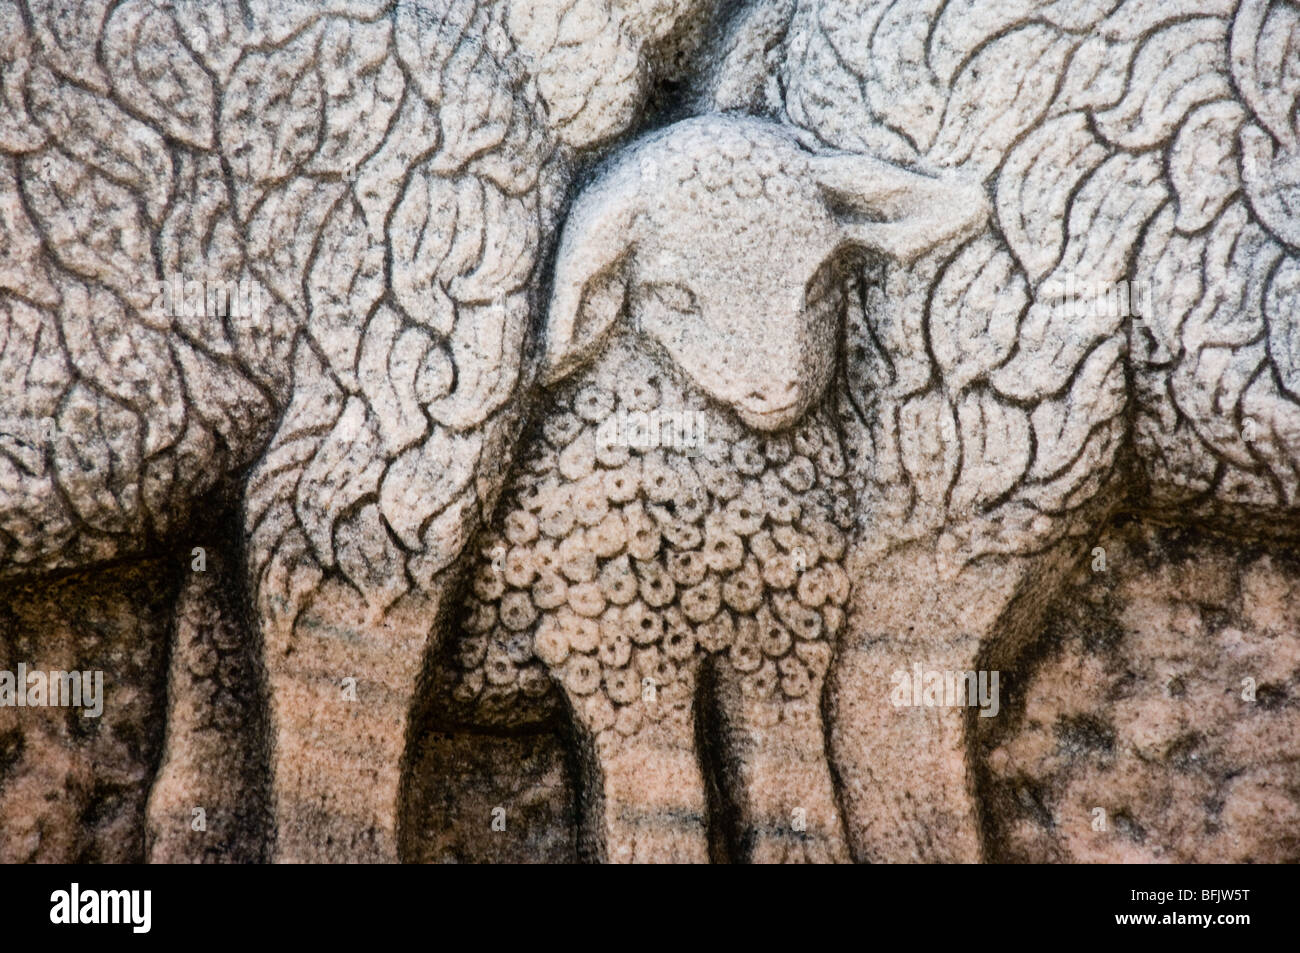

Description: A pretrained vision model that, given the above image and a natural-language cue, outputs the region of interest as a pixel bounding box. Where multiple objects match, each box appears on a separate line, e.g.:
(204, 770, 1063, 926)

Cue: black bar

(0, 863, 1284, 941)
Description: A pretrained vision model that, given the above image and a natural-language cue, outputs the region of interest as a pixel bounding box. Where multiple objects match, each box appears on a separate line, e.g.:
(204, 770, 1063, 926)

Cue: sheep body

(446, 325, 855, 858)
(436, 111, 987, 860)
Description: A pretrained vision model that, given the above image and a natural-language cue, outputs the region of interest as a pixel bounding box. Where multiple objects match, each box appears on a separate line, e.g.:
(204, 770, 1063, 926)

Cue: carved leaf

(308, 195, 388, 390)
(307, 20, 404, 177)
(996, 112, 1108, 284)
(103, 1, 216, 149)
(951, 388, 1031, 512)
(1093, 17, 1232, 150)
(27, 66, 173, 225)
(928, 235, 1027, 393)
(992, 152, 1168, 402)
(1266, 256, 1300, 401)
(1028, 336, 1126, 481)
(927, 24, 1075, 174)
(0, 3, 48, 152)
(220, 27, 325, 219)
(20, 150, 157, 310)
(1169, 100, 1245, 233)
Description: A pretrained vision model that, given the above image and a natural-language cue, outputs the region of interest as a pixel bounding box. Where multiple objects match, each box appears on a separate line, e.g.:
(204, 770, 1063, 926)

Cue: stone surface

(0, 0, 1296, 863)
(980, 517, 1300, 864)
(0, 560, 173, 862)
(405, 730, 578, 863)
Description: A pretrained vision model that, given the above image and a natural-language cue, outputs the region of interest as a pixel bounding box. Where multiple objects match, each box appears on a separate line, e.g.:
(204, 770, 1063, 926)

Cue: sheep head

(541, 115, 990, 430)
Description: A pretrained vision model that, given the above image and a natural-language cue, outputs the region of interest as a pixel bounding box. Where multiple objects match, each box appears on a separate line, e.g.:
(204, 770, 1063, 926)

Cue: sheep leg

(711, 653, 851, 863)
(242, 349, 490, 862)
(147, 539, 268, 862)
(568, 682, 711, 863)
(830, 533, 1103, 861)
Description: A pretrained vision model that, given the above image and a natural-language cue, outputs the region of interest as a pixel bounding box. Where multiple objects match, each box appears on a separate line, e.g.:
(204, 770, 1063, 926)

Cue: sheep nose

(736, 380, 804, 431)
(747, 381, 798, 405)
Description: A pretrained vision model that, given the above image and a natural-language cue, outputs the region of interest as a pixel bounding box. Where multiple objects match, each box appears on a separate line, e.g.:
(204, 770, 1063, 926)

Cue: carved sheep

(448, 115, 989, 862)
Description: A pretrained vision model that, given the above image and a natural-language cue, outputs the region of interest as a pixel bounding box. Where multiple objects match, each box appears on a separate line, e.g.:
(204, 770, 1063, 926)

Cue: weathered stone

(0, 0, 1296, 864)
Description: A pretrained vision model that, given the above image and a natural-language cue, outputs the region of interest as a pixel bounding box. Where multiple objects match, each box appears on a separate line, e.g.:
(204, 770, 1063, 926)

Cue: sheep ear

(540, 165, 642, 385)
(809, 153, 990, 264)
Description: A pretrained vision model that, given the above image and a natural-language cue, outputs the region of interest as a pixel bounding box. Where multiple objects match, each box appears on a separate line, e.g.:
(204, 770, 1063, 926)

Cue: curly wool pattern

(450, 333, 855, 740)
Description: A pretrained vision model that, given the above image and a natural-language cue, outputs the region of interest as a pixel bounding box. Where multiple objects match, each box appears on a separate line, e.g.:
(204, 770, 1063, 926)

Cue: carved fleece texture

(771, 0, 1300, 564)
(0, 0, 705, 588)
(444, 334, 855, 731)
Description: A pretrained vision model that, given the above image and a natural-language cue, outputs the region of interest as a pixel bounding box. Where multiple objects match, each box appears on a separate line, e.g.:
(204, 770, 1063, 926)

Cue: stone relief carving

(0, 0, 1296, 863)
(445, 114, 985, 862)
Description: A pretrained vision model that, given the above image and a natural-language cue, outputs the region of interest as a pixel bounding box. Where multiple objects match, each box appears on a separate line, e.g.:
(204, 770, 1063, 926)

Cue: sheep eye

(639, 282, 699, 315)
